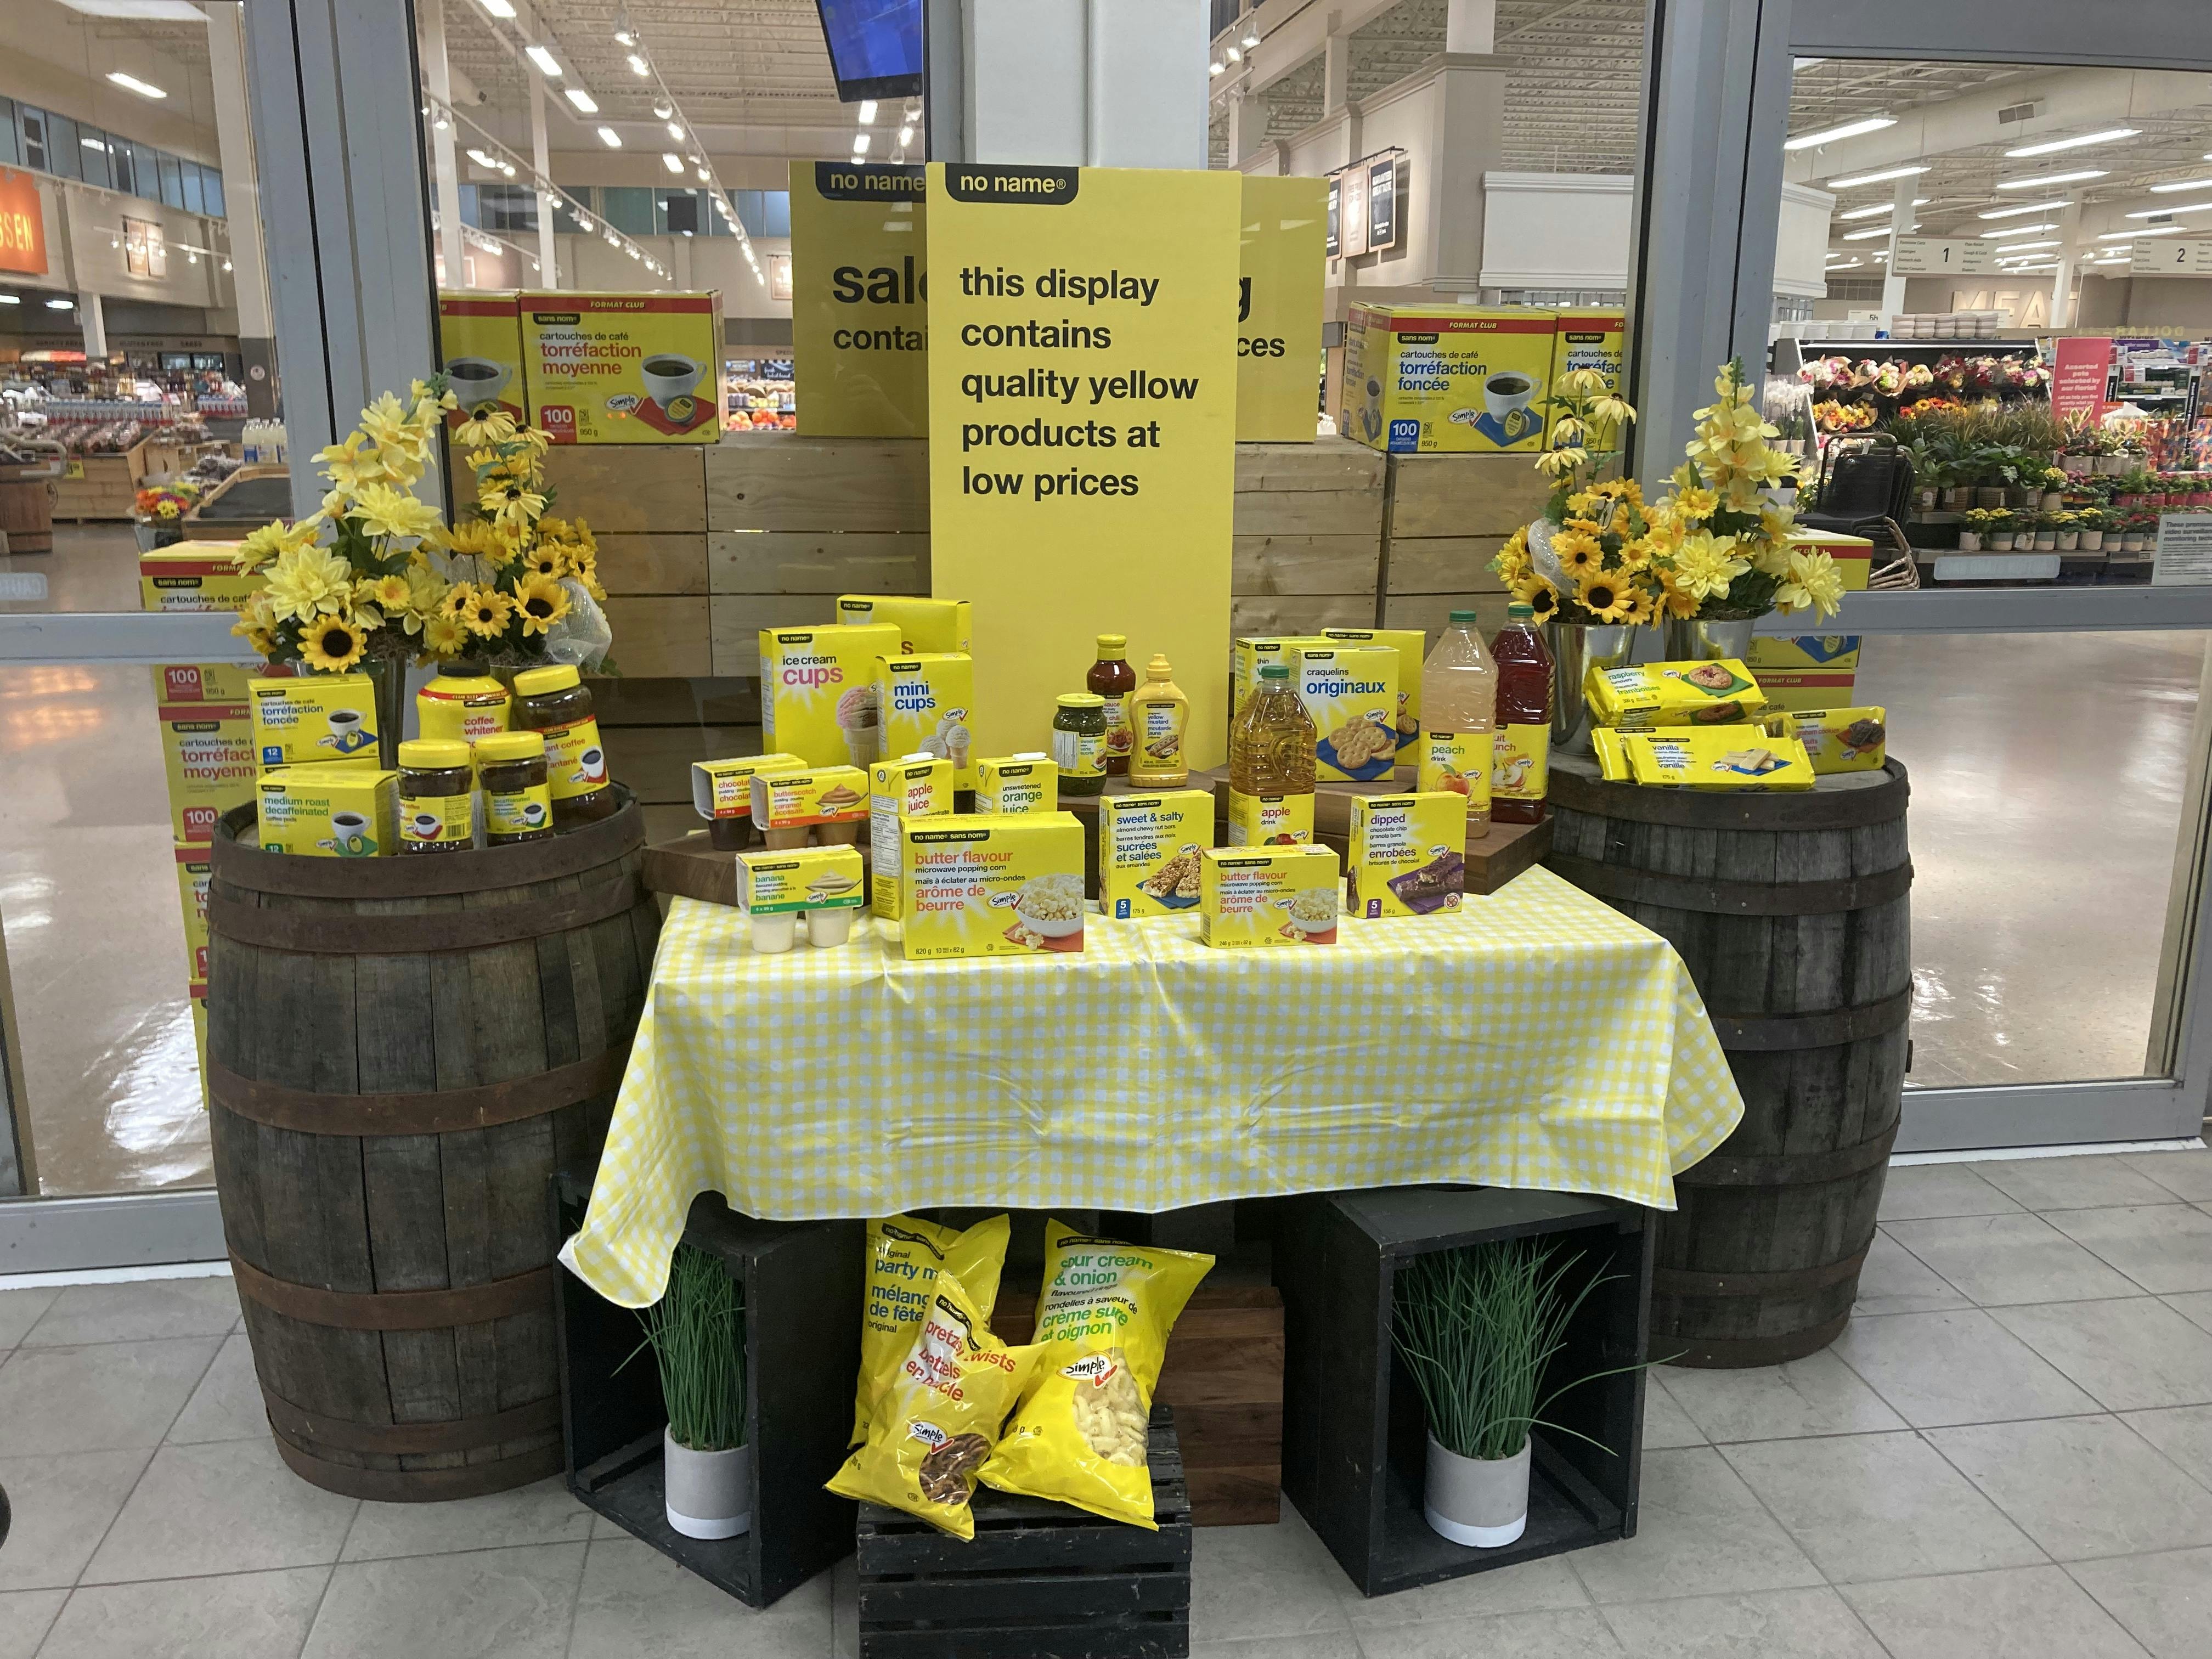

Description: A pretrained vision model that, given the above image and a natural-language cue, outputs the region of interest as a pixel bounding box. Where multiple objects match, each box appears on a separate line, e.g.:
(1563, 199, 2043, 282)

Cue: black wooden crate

(856, 1406, 1192, 1659)
(1273, 1187, 1653, 1598)
(550, 1172, 863, 1609)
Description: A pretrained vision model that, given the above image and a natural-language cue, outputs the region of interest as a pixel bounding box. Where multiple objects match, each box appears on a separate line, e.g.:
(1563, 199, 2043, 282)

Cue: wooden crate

(1381, 452, 1548, 636)
(1231, 439, 1385, 634)
(52, 441, 147, 521)
(855, 1407, 1192, 1659)
(181, 465, 292, 540)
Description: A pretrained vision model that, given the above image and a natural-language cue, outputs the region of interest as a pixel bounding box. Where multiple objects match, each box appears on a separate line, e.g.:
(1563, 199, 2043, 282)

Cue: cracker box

(1323, 627, 1426, 762)
(899, 812, 1086, 961)
(738, 845, 865, 916)
(138, 547, 260, 612)
(250, 673, 381, 768)
(1226, 788, 1314, 847)
(759, 623, 902, 768)
(517, 290, 721, 445)
(836, 595, 974, 656)
(1586, 659, 1766, 730)
(870, 754, 955, 918)
(256, 765, 400, 855)
(1199, 845, 1341, 947)
(175, 844, 211, 983)
(1340, 304, 1556, 454)
(877, 653, 975, 791)
(1624, 729, 1814, 791)
(1296, 645, 1399, 782)
(692, 753, 806, 822)
(1230, 635, 1330, 716)
(751, 766, 871, 835)
(1746, 635, 1861, 712)
(1099, 790, 1215, 918)
(1348, 793, 1466, 918)
(974, 754, 1057, 815)
(438, 291, 526, 424)
(1777, 707, 1887, 775)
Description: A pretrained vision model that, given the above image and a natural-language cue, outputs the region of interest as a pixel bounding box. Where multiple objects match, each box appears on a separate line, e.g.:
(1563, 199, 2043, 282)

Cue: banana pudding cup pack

(1348, 792, 1465, 917)
(758, 623, 901, 768)
(974, 754, 1058, 815)
(899, 812, 1086, 960)
(737, 844, 864, 952)
(751, 765, 871, 849)
(1585, 658, 1766, 730)
(869, 753, 954, 918)
(1295, 645, 1400, 782)
(877, 653, 975, 791)
(853, 1214, 1012, 1446)
(1099, 790, 1214, 917)
(1624, 728, 1814, 791)
(1199, 845, 1341, 946)
(979, 1223, 1212, 1530)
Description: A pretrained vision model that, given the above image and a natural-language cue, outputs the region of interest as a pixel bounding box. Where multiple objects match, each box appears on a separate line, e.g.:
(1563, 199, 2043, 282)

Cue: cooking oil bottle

(1227, 661, 1317, 844)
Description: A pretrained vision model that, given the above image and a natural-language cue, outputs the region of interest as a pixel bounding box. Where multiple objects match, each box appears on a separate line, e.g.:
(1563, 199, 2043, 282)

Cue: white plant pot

(2081, 529, 2104, 549)
(1424, 1434, 1531, 1549)
(1989, 533, 2015, 551)
(2097, 455, 2130, 475)
(1957, 532, 1981, 551)
(664, 1430, 752, 1540)
(2056, 532, 2079, 551)
(2041, 492, 2065, 512)
(2035, 534, 2057, 550)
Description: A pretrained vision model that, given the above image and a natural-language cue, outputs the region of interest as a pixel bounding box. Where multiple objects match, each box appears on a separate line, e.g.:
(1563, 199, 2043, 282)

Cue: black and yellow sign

(927, 163, 1240, 767)
(788, 161, 928, 436)
(1238, 176, 1328, 442)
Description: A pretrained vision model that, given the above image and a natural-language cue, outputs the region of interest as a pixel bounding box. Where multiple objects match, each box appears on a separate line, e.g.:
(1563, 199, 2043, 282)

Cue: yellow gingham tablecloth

(561, 865, 1745, 1307)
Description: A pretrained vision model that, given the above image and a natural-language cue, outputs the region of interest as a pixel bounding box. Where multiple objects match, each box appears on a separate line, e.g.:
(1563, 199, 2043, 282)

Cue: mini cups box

(738, 845, 865, 915)
(1323, 627, 1426, 762)
(870, 754, 953, 918)
(1586, 659, 1767, 730)
(1340, 304, 1555, 454)
(692, 753, 805, 820)
(1348, 793, 1466, 917)
(1100, 790, 1215, 918)
(1200, 845, 1341, 947)
(257, 765, 399, 856)
(518, 291, 721, 444)
(438, 291, 526, 424)
(877, 653, 975, 791)
(974, 754, 1057, 815)
(251, 674, 381, 768)
(759, 623, 901, 768)
(139, 547, 260, 612)
(1297, 646, 1398, 782)
(837, 595, 974, 656)
(899, 812, 1086, 961)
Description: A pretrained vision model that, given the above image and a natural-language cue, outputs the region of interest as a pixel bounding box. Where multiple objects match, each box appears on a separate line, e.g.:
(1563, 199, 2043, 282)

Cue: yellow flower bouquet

(1492, 369, 1662, 627)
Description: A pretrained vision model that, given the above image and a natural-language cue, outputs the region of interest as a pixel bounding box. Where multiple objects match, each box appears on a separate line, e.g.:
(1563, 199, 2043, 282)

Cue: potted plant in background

(2030, 514, 2058, 552)
(2051, 510, 2080, 552)
(1959, 507, 2001, 551)
(2077, 506, 2106, 551)
(629, 1242, 752, 1541)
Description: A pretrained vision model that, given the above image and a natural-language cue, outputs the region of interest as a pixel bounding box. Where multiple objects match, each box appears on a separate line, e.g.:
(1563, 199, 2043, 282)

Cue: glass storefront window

(602, 184, 654, 236)
(157, 153, 183, 208)
(78, 127, 112, 191)
(20, 106, 48, 171)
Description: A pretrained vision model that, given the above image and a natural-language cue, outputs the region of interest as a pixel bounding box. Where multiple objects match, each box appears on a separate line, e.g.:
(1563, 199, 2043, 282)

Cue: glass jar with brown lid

(396, 739, 475, 854)
(475, 731, 554, 845)
(512, 663, 617, 830)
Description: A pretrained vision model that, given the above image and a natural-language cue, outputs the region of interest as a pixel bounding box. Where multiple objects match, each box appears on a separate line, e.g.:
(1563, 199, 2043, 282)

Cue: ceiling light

(1825, 164, 1928, 188)
(1209, 61, 1224, 76)
(1984, 222, 2059, 238)
(899, 125, 915, 145)
(434, 116, 450, 130)
(652, 100, 673, 120)
(565, 88, 599, 113)
(854, 133, 871, 155)
(46, 298, 73, 309)
(0, 296, 19, 306)
(696, 166, 710, 181)
(1979, 200, 2068, 218)
(662, 151, 685, 173)
(2004, 126, 2138, 159)
(1785, 114, 1896, 150)
(2102, 227, 2172, 239)
(606, 230, 619, 245)
(187, 251, 197, 263)
(1225, 46, 1241, 61)
(501, 162, 516, 177)
(474, 0, 516, 15)
(859, 99, 877, 124)
(628, 53, 651, 76)
(524, 44, 562, 78)
(597, 126, 622, 147)
(1242, 27, 1260, 46)
(575, 214, 593, 232)
(2126, 201, 2212, 218)
(1996, 169, 2107, 189)
(2150, 177, 2212, 195)
(105, 71, 167, 100)
(1841, 224, 1910, 240)
(1995, 240, 2060, 251)
(1836, 198, 1927, 220)
(614, 27, 636, 45)
(466, 148, 494, 167)
(628, 245, 641, 258)
(222, 259, 232, 272)
(667, 121, 684, 139)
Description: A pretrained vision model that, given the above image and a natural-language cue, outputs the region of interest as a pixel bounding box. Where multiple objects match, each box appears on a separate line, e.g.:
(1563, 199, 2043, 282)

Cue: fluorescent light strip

(1996, 169, 2107, 189)
(2126, 201, 2212, 219)
(474, 0, 516, 16)
(565, 88, 599, 113)
(628, 54, 650, 76)
(1980, 200, 2068, 219)
(596, 126, 621, 147)
(1842, 224, 1912, 240)
(1984, 222, 2059, 239)
(524, 44, 561, 78)
(105, 71, 166, 100)
(1826, 165, 1929, 189)
(2102, 226, 2177, 239)
(662, 151, 684, 173)
(2004, 126, 2139, 158)
(858, 100, 877, 125)
(1995, 240, 2060, 252)
(1837, 198, 1927, 221)
(2151, 177, 2212, 195)
(1785, 114, 1897, 150)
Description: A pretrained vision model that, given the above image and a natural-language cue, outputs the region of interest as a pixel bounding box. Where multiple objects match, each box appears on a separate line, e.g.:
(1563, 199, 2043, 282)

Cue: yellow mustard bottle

(1127, 653, 1190, 787)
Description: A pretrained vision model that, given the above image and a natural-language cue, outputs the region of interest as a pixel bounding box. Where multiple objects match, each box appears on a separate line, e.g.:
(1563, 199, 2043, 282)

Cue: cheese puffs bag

(979, 1222, 1212, 1529)
(826, 1263, 1040, 1539)
(853, 1214, 1012, 1445)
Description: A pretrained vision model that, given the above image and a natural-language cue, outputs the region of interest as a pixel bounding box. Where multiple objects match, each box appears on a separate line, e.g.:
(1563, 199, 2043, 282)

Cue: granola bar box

(1199, 845, 1341, 949)
(899, 812, 1086, 961)
(1099, 789, 1215, 918)
(1347, 792, 1465, 918)
(1295, 645, 1398, 782)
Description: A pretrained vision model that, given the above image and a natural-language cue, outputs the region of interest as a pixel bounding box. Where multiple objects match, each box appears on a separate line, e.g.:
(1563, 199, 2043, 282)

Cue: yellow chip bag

(826, 1266, 1040, 1540)
(979, 1221, 1212, 1530)
(854, 1214, 1012, 1446)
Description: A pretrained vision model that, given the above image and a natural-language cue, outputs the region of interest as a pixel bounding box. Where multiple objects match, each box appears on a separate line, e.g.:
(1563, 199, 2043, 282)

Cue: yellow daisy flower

(298, 614, 369, 673)
(1511, 572, 1561, 622)
(421, 613, 469, 657)
(1551, 530, 1602, 573)
(350, 483, 443, 542)
(458, 585, 515, 639)
(481, 481, 547, 530)
(1575, 568, 1637, 624)
(512, 574, 571, 635)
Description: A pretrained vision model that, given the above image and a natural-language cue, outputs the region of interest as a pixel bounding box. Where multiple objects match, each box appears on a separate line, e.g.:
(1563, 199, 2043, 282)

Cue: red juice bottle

(1489, 601, 1553, 824)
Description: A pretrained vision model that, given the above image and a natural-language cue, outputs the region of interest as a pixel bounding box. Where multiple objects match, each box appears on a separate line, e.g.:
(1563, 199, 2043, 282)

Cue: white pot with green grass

(631, 1243, 752, 1541)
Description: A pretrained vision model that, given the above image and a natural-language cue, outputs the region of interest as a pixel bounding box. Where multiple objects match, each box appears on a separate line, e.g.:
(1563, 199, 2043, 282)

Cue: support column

(80, 293, 108, 360)
(941, 0, 1206, 167)
(206, 5, 279, 418)
(1878, 172, 1914, 321)
(529, 63, 556, 286)
(2047, 202, 2083, 327)
(1445, 0, 1497, 53)
(420, 0, 467, 292)
(1430, 57, 1509, 296)
(1226, 91, 1265, 170)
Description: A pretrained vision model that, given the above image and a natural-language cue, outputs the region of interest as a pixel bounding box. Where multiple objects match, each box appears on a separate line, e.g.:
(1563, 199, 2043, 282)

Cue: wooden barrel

(0, 473, 55, 555)
(204, 793, 659, 1499)
(1545, 757, 1911, 1367)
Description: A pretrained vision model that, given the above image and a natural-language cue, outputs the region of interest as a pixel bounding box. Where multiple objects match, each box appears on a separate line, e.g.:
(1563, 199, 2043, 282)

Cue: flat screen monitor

(815, 0, 924, 103)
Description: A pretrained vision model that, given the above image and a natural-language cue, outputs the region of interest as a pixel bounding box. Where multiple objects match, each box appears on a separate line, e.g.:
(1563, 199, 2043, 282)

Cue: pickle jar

(396, 739, 475, 855)
(475, 731, 554, 845)
(1052, 692, 1108, 798)
(512, 663, 618, 830)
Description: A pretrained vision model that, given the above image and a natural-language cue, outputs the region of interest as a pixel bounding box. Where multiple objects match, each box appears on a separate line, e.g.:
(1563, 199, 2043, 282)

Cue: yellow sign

(789, 161, 928, 436)
(1238, 176, 1327, 442)
(926, 162, 1239, 768)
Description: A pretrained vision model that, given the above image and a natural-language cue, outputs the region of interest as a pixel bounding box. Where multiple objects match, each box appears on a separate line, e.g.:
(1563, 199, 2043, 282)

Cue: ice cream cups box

(898, 812, 1086, 961)
(1323, 627, 1427, 761)
(1348, 793, 1465, 918)
(1295, 646, 1399, 782)
(256, 765, 400, 856)
(1100, 790, 1216, 918)
(1624, 729, 1814, 791)
(974, 754, 1058, 815)
(870, 753, 955, 919)
(1230, 635, 1330, 716)
(1200, 845, 1342, 948)
(138, 547, 262, 612)
(1585, 658, 1767, 730)
(759, 623, 902, 769)
(751, 765, 871, 845)
(876, 653, 975, 791)
(836, 594, 974, 656)
(692, 753, 805, 846)
(1769, 707, 1887, 775)
(250, 673, 382, 767)
(1226, 788, 1314, 847)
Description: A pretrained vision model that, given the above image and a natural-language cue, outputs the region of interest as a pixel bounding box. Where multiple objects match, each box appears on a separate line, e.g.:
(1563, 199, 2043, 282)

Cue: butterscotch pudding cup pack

(1295, 645, 1399, 782)
(256, 765, 399, 856)
(974, 754, 1058, 815)
(869, 754, 954, 919)
(899, 812, 1086, 960)
(692, 754, 805, 848)
(751, 765, 871, 850)
(1200, 845, 1341, 947)
(1623, 728, 1815, 791)
(877, 653, 975, 791)
(250, 674, 381, 768)
(1099, 791, 1215, 918)
(1585, 658, 1767, 730)
(836, 595, 974, 656)
(759, 624, 901, 768)
(1348, 793, 1466, 917)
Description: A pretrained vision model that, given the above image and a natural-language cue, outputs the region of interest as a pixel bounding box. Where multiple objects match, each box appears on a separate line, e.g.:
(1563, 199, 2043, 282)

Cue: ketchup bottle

(1489, 601, 1553, 823)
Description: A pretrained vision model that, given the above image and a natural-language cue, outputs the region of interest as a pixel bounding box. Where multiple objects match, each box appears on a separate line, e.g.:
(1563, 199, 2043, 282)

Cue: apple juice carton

(870, 753, 954, 919)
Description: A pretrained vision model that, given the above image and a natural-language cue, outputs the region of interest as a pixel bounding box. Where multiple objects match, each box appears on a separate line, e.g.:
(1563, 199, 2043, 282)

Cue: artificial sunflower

(512, 574, 571, 635)
(299, 614, 370, 673)
(363, 573, 413, 610)
(1511, 572, 1561, 621)
(1551, 529, 1601, 573)
(482, 480, 547, 531)
(421, 613, 469, 657)
(1575, 568, 1636, 624)
(521, 545, 568, 582)
(457, 585, 515, 639)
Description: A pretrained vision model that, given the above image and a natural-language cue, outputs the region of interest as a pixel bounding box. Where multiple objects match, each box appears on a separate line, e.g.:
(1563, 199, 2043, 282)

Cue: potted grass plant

(630, 1242, 751, 1540)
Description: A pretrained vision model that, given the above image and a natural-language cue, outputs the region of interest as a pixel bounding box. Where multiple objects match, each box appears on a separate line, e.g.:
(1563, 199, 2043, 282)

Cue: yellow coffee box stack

(150, 663, 271, 845)
(1323, 627, 1426, 766)
(836, 595, 974, 656)
(1585, 659, 1767, 731)
(437, 291, 526, 423)
(974, 754, 1058, 815)
(898, 812, 1086, 961)
(1340, 305, 1556, 454)
(869, 754, 954, 918)
(1229, 635, 1329, 715)
(175, 843, 212, 984)
(1347, 793, 1466, 918)
(751, 765, 871, 848)
(1099, 791, 1215, 918)
(1623, 729, 1815, 791)
(1295, 645, 1398, 782)
(138, 546, 261, 611)
(250, 673, 383, 769)
(1771, 707, 1887, 775)
(256, 762, 400, 854)
(1199, 845, 1341, 947)
(1743, 635, 1861, 712)
(876, 653, 975, 791)
(759, 623, 902, 768)
(517, 290, 721, 444)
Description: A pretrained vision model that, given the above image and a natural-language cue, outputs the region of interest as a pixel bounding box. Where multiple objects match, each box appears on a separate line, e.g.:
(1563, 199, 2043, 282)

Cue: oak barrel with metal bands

(1546, 756, 1910, 1368)
(205, 791, 658, 1500)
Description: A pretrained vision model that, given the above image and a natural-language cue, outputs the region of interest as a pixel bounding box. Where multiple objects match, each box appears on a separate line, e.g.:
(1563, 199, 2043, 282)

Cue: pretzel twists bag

(979, 1222, 1213, 1529)
(826, 1263, 1040, 1540)
(852, 1214, 1012, 1445)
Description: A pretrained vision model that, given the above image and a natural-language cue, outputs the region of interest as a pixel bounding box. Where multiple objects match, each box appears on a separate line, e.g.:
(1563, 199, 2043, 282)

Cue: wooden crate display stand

(550, 1175, 862, 1609)
(1273, 1187, 1653, 1598)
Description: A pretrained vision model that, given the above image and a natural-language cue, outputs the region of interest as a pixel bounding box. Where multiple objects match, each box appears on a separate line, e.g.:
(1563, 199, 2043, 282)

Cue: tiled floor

(2, 1148, 2210, 1657)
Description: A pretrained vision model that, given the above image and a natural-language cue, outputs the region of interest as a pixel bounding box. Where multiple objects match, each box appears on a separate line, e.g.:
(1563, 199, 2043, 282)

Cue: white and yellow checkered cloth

(561, 865, 1744, 1307)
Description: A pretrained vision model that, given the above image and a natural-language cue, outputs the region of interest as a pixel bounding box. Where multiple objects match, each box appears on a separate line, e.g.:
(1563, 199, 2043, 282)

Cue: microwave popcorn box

(256, 765, 401, 855)
(1746, 635, 1860, 713)
(837, 595, 974, 656)
(1226, 788, 1315, 847)
(1323, 627, 1426, 761)
(1348, 793, 1466, 918)
(1586, 659, 1767, 730)
(1340, 304, 1556, 454)
(250, 674, 381, 768)
(176, 844, 212, 981)
(898, 812, 1086, 961)
(1099, 790, 1216, 918)
(518, 290, 721, 445)
(1624, 730, 1815, 791)
(760, 624, 902, 768)
(1776, 707, 1888, 775)
(974, 754, 1057, 815)
(692, 753, 806, 821)
(870, 754, 955, 918)
(1200, 845, 1341, 947)
(1230, 635, 1330, 716)
(438, 291, 527, 424)
(1296, 646, 1399, 782)
(139, 547, 260, 612)
(751, 766, 871, 832)
(738, 846, 865, 915)
(877, 654, 975, 792)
